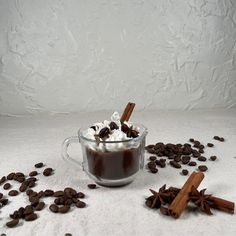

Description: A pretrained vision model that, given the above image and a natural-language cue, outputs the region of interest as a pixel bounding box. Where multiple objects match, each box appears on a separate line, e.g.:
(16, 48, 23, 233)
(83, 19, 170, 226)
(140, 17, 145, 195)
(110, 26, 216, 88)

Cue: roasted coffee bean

(198, 144, 205, 149)
(8, 190, 19, 196)
(148, 161, 156, 168)
(37, 190, 44, 198)
(25, 177, 37, 184)
(7, 172, 15, 180)
(10, 210, 20, 219)
(30, 197, 40, 207)
(26, 189, 34, 196)
(150, 168, 158, 173)
(213, 136, 220, 140)
(58, 205, 70, 213)
(3, 183, 11, 190)
(44, 189, 54, 196)
(54, 198, 61, 205)
(181, 156, 190, 164)
(182, 169, 189, 176)
(188, 161, 197, 166)
(0, 192, 3, 199)
(207, 143, 214, 147)
(198, 156, 207, 162)
(72, 198, 79, 203)
(109, 121, 119, 130)
(169, 161, 181, 169)
(0, 198, 8, 206)
(18, 207, 24, 218)
(54, 191, 64, 197)
(219, 137, 225, 142)
(64, 187, 77, 198)
(6, 219, 19, 228)
(192, 150, 200, 157)
(77, 192, 85, 199)
(65, 234, 72, 236)
(35, 202, 45, 211)
(199, 149, 204, 154)
(65, 199, 73, 206)
(75, 201, 86, 208)
(1, 233, 7, 236)
(210, 156, 217, 161)
(160, 206, 169, 215)
(159, 158, 166, 163)
(43, 168, 53, 176)
(24, 205, 34, 215)
(174, 155, 181, 162)
(88, 184, 97, 189)
(35, 162, 44, 168)
(99, 127, 110, 139)
(0, 176, 6, 185)
(189, 138, 194, 143)
(194, 140, 200, 146)
(198, 165, 208, 172)
(16, 176, 25, 183)
(149, 156, 157, 161)
(28, 181, 36, 188)
(25, 213, 37, 221)
(49, 204, 59, 213)
(29, 171, 38, 177)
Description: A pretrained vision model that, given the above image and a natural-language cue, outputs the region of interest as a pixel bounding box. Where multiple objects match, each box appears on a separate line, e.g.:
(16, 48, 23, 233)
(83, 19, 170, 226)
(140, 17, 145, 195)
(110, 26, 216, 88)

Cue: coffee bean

(147, 161, 156, 169)
(54, 191, 64, 197)
(43, 168, 53, 176)
(58, 205, 70, 213)
(77, 192, 85, 199)
(10, 210, 19, 219)
(192, 150, 200, 157)
(26, 189, 34, 196)
(7, 172, 15, 180)
(181, 156, 190, 164)
(29, 171, 38, 177)
(198, 144, 205, 149)
(98, 127, 110, 139)
(188, 161, 197, 166)
(0, 192, 3, 199)
(160, 206, 169, 215)
(207, 143, 214, 147)
(16, 176, 25, 183)
(65, 199, 73, 206)
(44, 189, 54, 197)
(109, 121, 119, 130)
(25, 213, 37, 221)
(54, 198, 61, 205)
(1, 233, 7, 236)
(182, 169, 189, 176)
(18, 207, 24, 218)
(87, 184, 97, 189)
(198, 165, 208, 172)
(72, 198, 79, 203)
(149, 156, 157, 161)
(6, 219, 19, 228)
(169, 161, 181, 169)
(189, 138, 194, 143)
(28, 181, 36, 188)
(76, 201, 86, 208)
(210, 156, 217, 161)
(213, 136, 220, 140)
(8, 190, 19, 196)
(65, 234, 72, 236)
(0, 198, 8, 206)
(34, 162, 44, 168)
(219, 137, 225, 142)
(30, 197, 40, 207)
(24, 205, 34, 215)
(0, 176, 6, 185)
(35, 202, 45, 211)
(64, 187, 77, 198)
(3, 183, 11, 190)
(150, 168, 158, 173)
(198, 156, 207, 162)
(199, 149, 204, 154)
(174, 155, 181, 162)
(49, 204, 59, 213)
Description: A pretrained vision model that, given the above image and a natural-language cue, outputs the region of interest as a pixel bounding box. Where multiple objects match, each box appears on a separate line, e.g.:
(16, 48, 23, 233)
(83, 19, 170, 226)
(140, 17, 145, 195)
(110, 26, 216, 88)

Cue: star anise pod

(189, 186, 213, 215)
(145, 184, 170, 209)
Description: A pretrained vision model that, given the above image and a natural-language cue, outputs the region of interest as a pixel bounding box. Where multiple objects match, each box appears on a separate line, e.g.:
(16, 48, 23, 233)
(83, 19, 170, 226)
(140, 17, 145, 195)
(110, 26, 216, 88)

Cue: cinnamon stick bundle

(120, 102, 135, 123)
(168, 171, 204, 218)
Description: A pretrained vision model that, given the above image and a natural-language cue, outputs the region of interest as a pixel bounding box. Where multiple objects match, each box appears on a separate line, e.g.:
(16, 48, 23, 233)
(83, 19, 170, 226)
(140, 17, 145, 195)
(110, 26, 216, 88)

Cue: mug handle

(61, 136, 82, 167)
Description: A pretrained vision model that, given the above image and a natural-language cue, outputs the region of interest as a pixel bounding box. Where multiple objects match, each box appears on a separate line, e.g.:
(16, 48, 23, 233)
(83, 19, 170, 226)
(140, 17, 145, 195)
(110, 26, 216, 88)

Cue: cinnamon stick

(168, 171, 204, 218)
(168, 187, 234, 214)
(120, 102, 136, 123)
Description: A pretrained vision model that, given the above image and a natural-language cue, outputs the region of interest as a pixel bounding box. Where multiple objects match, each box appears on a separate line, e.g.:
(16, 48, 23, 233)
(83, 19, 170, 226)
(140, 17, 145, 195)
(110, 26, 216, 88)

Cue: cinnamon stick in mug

(168, 171, 204, 218)
(120, 102, 136, 123)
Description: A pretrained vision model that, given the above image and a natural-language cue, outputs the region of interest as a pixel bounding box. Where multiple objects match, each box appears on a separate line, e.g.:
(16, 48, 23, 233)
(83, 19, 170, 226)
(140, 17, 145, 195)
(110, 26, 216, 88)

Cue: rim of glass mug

(78, 123, 148, 143)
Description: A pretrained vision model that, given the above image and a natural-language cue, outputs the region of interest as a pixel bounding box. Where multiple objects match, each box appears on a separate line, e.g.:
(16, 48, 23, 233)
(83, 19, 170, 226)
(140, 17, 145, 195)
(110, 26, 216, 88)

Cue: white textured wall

(0, 0, 236, 115)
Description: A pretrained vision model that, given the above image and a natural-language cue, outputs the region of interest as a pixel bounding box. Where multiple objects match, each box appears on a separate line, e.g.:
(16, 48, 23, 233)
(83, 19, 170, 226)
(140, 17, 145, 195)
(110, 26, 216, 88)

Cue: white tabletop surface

(0, 109, 236, 236)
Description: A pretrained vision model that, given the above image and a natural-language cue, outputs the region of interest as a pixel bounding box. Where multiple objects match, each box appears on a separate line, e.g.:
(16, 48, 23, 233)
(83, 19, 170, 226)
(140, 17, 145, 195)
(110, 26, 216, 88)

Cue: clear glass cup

(62, 123, 147, 187)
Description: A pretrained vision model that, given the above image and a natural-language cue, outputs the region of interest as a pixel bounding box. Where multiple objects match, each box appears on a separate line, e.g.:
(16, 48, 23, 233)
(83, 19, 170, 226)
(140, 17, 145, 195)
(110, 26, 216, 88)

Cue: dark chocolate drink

(86, 146, 141, 180)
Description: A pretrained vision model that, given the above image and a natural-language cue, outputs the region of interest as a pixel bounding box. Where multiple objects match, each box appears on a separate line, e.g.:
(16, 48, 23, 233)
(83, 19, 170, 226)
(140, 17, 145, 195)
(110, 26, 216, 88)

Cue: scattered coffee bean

(0, 192, 3, 199)
(28, 181, 36, 188)
(207, 143, 214, 147)
(3, 183, 11, 190)
(49, 204, 59, 213)
(77, 192, 85, 199)
(149, 156, 157, 161)
(98, 127, 110, 139)
(0, 198, 8, 206)
(198, 156, 207, 162)
(147, 161, 156, 169)
(219, 137, 225, 142)
(65, 234, 72, 236)
(44, 189, 54, 197)
(19, 183, 27, 192)
(8, 190, 19, 196)
(37, 190, 44, 198)
(24, 205, 34, 215)
(199, 149, 204, 154)
(174, 156, 181, 162)
(210, 156, 217, 161)
(26, 189, 34, 196)
(188, 161, 197, 166)
(213, 136, 220, 140)
(25, 213, 37, 221)
(182, 156, 190, 164)
(43, 168, 53, 176)
(1, 233, 7, 236)
(65, 199, 73, 206)
(76, 201, 86, 208)
(7, 173, 15, 180)
(169, 161, 181, 169)
(0, 176, 6, 185)
(150, 168, 158, 173)
(54, 191, 64, 197)
(87, 184, 97, 189)
(64, 187, 77, 198)
(34, 162, 44, 168)
(58, 205, 70, 214)
(182, 169, 189, 176)
(29, 171, 38, 177)
(35, 202, 45, 211)
(198, 165, 208, 172)
(6, 219, 19, 228)
(189, 138, 194, 143)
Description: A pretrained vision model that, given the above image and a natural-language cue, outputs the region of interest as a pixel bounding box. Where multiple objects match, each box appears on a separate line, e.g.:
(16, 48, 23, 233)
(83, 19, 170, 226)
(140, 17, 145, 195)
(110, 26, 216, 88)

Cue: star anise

(189, 186, 213, 215)
(121, 123, 139, 138)
(145, 184, 170, 209)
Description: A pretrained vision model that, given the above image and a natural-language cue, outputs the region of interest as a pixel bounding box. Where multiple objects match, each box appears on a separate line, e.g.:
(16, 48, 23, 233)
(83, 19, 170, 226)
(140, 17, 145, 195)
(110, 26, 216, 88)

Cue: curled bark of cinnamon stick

(168, 187, 234, 214)
(168, 171, 204, 218)
(120, 102, 135, 123)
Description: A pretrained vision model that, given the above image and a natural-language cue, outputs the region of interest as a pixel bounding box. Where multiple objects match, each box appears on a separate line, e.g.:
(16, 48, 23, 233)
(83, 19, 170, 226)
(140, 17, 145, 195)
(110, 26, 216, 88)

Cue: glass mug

(62, 123, 148, 187)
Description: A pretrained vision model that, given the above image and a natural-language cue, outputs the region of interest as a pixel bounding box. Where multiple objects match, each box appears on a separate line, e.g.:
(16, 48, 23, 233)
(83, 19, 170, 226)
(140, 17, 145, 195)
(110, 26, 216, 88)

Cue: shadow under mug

(62, 123, 148, 187)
